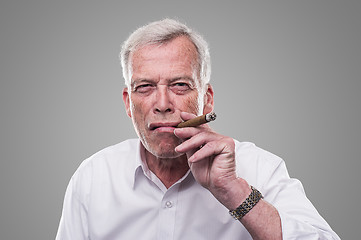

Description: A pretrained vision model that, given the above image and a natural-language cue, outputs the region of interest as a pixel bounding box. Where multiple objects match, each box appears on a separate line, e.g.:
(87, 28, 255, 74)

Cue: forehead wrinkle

(133, 36, 198, 65)
(131, 36, 199, 86)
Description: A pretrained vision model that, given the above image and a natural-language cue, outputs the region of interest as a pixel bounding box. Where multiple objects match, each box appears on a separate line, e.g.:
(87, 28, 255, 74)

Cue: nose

(153, 85, 174, 114)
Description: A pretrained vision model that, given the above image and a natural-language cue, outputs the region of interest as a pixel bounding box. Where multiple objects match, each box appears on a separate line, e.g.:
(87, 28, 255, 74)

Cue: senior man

(56, 19, 340, 239)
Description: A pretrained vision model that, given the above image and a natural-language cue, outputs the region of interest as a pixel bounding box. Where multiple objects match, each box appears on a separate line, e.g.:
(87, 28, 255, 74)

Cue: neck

(144, 150, 189, 189)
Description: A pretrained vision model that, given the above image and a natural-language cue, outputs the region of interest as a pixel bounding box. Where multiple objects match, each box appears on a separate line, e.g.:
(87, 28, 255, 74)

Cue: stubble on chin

(143, 134, 184, 159)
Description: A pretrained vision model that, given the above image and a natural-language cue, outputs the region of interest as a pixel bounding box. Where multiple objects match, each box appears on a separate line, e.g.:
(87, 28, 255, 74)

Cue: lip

(149, 122, 181, 131)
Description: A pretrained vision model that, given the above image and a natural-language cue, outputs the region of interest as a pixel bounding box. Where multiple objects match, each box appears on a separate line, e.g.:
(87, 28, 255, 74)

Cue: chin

(152, 143, 182, 159)
(154, 150, 184, 159)
(144, 137, 183, 159)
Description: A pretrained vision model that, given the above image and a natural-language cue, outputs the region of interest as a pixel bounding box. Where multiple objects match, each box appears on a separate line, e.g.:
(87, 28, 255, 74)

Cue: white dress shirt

(56, 139, 340, 240)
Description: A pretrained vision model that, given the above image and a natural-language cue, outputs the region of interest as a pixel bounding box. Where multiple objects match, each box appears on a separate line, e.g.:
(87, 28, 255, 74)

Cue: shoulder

(233, 139, 284, 184)
(90, 138, 139, 161)
(73, 138, 139, 179)
(234, 140, 283, 165)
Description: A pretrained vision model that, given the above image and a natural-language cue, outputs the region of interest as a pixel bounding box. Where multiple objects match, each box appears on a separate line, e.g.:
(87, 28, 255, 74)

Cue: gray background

(0, 0, 359, 239)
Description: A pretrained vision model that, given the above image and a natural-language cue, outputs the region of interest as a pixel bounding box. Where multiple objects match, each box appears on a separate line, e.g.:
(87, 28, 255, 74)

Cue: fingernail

(175, 146, 180, 153)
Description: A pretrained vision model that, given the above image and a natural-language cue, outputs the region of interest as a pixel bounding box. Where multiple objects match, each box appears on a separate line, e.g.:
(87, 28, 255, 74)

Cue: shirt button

(165, 201, 173, 208)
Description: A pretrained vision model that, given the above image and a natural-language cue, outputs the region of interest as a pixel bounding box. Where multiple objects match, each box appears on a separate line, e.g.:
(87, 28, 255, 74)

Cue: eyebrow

(131, 76, 195, 86)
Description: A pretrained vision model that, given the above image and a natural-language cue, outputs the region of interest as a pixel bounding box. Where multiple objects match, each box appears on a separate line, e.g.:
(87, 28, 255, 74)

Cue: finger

(174, 126, 203, 139)
(180, 111, 197, 121)
(188, 138, 235, 163)
(175, 131, 219, 153)
(188, 140, 225, 163)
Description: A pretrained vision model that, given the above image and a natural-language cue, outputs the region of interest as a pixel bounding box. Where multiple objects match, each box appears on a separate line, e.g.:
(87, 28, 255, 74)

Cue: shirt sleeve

(262, 160, 341, 240)
(56, 161, 92, 240)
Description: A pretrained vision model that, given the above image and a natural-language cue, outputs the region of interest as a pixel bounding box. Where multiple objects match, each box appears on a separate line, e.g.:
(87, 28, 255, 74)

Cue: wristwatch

(229, 186, 263, 220)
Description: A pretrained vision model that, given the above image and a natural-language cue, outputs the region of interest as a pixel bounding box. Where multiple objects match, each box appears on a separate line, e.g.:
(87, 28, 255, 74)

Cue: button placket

(157, 185, 180, 239)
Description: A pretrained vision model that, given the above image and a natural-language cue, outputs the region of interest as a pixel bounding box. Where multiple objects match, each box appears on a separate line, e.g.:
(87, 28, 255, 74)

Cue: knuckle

(205, 140, 217, 150)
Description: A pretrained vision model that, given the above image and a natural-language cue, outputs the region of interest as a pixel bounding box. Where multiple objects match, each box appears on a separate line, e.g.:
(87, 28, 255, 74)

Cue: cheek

(182, 94, 201, 114)
(130, 98, 147, 123)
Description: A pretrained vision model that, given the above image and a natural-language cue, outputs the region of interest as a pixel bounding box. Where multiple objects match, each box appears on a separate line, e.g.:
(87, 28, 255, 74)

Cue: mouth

(149, 122, 180, 131)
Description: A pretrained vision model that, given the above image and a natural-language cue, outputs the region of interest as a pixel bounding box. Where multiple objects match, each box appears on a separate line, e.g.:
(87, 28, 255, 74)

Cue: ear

(203, 84, 214, 114)
(122, 88, 132, 118)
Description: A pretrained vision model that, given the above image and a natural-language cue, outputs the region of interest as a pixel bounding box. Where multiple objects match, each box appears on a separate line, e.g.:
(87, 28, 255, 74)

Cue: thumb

(180, 111, 197, 121)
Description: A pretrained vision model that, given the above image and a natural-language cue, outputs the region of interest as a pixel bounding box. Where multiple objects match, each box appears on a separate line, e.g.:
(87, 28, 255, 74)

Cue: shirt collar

(131, 139, 144, 189)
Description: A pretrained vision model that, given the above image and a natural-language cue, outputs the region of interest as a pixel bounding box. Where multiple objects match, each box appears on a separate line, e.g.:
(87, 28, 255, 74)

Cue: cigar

(176, 112, 217, 128)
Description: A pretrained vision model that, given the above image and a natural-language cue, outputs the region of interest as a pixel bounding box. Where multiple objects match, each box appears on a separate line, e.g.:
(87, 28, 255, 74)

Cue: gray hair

(119, 19, 211, 89)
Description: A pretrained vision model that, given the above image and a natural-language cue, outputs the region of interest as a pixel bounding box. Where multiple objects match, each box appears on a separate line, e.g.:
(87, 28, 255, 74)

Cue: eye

(134, 83, 155, 93)
(170, 82, 191, 94)
(175, 82, 189, 87)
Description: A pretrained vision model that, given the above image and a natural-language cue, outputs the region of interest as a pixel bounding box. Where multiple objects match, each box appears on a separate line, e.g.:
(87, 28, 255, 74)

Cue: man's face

(123, 36, 213, 158)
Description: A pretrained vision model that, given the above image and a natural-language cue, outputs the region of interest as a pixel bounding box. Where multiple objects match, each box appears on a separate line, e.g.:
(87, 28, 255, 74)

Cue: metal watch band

(229, 186, 263, 220)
